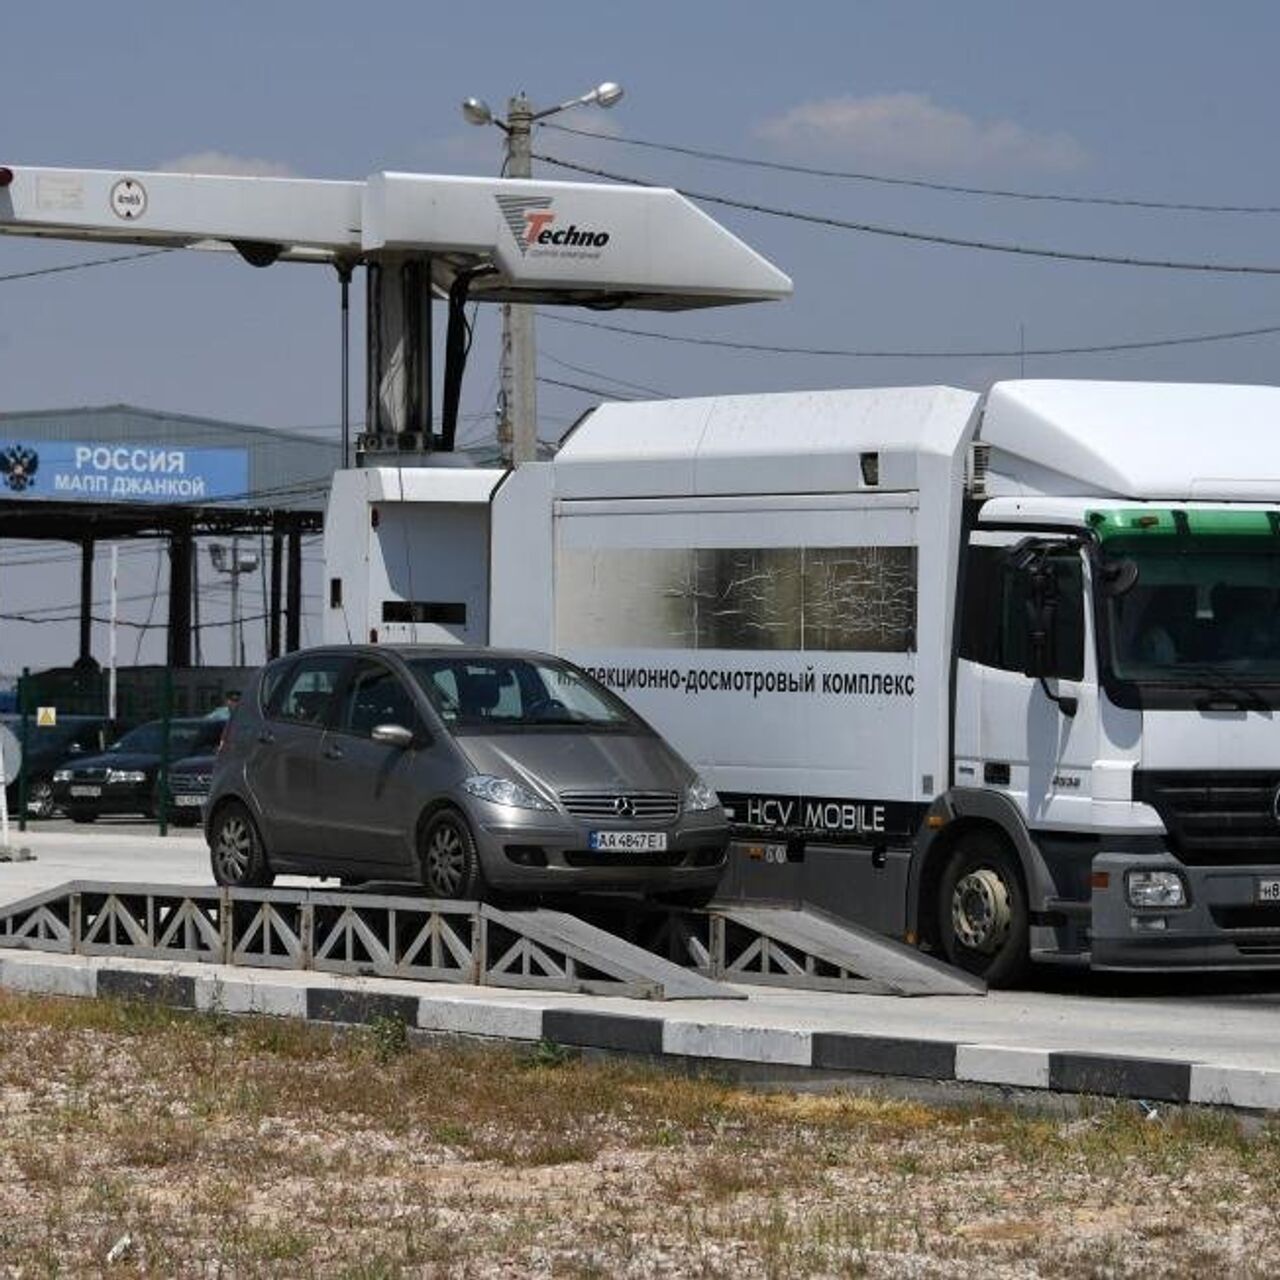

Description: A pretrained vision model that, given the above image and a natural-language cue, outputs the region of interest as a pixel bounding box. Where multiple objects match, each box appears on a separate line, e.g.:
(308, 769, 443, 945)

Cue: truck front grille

(1134, 770, 1280, 866)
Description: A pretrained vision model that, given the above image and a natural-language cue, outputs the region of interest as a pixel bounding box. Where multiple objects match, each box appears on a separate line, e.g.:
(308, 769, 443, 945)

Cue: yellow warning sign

(36, 707, 56, 727)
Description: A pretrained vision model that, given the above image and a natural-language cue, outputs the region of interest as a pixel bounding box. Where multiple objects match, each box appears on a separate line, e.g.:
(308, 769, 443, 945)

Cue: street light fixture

(461, 81, 624, 465)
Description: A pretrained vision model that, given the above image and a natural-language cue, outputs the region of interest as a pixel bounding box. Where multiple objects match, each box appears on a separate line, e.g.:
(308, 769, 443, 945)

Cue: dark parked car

(54, 718, 225, 822)
(206, 645, 728, 901)
(1, 714, 110, 818)
(164, 753, 217, 827)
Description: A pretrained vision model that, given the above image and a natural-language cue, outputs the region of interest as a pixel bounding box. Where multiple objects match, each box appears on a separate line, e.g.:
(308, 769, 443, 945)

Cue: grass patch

(0, 988, 1279, 1275)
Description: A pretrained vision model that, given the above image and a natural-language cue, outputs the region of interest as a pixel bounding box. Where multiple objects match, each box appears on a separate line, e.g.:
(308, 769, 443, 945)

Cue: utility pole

(462, 81, 624, 466)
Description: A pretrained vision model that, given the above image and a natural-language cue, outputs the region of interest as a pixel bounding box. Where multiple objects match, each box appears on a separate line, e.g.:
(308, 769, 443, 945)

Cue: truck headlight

(462, 774, 553, 811)
(685, 776, 719, 812)
(1126, 869, 1187, 908)
(106, 769, 147, 785)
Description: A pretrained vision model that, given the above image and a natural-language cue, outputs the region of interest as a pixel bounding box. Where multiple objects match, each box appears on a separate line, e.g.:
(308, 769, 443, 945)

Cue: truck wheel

(209, 801, 274, 888)
(938, 833, 1030, 987)
(419, 810, 485, 901)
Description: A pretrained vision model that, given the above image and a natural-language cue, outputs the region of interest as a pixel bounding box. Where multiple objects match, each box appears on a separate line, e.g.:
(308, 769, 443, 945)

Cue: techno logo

(0, 444, 38, 492)
(495, 194, 611, 257)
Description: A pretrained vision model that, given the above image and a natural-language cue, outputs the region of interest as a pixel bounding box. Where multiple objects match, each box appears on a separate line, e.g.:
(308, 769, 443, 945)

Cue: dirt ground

(0, 990, 1277, 1277)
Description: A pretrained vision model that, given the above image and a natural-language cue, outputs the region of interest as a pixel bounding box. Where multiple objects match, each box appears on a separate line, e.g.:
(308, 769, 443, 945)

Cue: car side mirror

(371, 723, 414, 749)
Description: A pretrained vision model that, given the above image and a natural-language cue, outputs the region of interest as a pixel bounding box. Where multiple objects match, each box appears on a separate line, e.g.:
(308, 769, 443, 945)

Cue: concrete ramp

(714, 905, 986, 997)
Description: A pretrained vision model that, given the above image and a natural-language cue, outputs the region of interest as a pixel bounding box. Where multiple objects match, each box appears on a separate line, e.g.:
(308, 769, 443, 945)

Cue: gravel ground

(1, 989, 1278, 1277)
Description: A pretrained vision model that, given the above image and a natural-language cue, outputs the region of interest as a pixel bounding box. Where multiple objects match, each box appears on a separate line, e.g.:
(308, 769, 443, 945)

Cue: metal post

(78, 539, 94, 663)
(269, 526, 283, 659)
(167, 529, 193, 668)
(504, 93, 539, 465)
(157, 666, 172, 836)
(339, 262, 352, 468)
(108, 545, 118, 721)
(191, 538, 203, 667)
(229, 534, 240, 667)
(285, 522, 302, 652)
(17, 667, 29, 834)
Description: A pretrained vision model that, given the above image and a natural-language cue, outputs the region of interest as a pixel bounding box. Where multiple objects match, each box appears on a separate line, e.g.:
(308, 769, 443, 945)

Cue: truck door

(955, 537, 1098, 834)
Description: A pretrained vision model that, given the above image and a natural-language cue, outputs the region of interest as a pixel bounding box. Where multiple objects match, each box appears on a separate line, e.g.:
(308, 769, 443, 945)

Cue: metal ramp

(0, 881, 738, 1001)
(561, 899, 986, 998)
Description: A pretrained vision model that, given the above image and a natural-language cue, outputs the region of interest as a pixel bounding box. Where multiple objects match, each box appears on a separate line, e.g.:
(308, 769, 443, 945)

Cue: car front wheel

(209, 801, 274, 888)
(419, 810, 485, 901)
(24, 776, 56, 819)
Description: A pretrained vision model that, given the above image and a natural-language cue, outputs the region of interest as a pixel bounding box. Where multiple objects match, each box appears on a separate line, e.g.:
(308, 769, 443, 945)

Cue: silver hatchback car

(206, 645, 728, 901)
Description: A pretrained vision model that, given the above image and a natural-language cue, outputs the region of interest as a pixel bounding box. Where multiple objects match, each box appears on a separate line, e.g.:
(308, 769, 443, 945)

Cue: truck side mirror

(1021, 563, 1058, 680)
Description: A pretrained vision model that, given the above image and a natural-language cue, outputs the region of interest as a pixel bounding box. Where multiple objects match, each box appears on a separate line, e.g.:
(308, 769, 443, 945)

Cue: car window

(272, 656, 348, 727)
(339, 662, 420, 738)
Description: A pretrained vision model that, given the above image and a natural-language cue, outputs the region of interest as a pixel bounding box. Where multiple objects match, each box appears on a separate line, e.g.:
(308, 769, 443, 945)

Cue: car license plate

(1258, 878, 1280, 903)
(589, 831, 668, 852)
(173, 794, 204, 807)
(69, 785, 101, 798)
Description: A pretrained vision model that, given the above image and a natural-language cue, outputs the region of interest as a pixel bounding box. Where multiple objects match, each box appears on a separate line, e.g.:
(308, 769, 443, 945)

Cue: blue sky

(4, 0, 1280, 668)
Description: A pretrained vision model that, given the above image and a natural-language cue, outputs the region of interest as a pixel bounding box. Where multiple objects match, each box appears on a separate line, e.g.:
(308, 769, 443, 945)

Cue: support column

(361, 255, 433, 456)
(269, 526, 283, 659)
(78, 539, 94, 664)
(285, 522, 302, 653)
(167, 528, 193, 668)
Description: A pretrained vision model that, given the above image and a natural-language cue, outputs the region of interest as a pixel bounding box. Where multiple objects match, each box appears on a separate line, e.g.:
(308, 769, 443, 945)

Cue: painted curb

(0, 950, 1274, 1111)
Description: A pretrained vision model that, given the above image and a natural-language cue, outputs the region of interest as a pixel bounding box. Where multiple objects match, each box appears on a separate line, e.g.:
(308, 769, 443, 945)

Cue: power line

(543, 121, 1280, 216)
(538, 375, 644, 401)
(0, 247, 176, 284)
(538, 349, 671, 398)
(533, 152, 1280, 276)
(542, 311, 1280, 360)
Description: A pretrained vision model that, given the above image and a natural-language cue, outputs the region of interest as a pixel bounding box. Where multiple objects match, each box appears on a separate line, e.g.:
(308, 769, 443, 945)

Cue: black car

(164, 752, 217, 827)
(54, 718, 224, 822)
(1, 714, 111, 819)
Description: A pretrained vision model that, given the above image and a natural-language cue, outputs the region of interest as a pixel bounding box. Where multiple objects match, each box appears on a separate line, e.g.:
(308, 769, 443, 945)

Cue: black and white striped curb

(3, 951, 1277, 1111)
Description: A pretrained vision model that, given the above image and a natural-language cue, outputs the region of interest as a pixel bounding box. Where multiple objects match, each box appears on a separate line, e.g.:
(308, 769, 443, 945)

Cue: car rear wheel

(419, 810, 485, 901)
(209, 801, 274, 888)
(938, 832, 1030, 988)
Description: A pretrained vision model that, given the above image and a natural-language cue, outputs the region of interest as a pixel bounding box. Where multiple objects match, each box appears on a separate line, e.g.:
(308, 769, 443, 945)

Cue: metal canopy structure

(0, 163, 792, 456)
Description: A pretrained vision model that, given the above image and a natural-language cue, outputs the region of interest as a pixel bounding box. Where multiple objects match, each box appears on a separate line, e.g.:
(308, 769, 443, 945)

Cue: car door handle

(323, 744, 343, 760)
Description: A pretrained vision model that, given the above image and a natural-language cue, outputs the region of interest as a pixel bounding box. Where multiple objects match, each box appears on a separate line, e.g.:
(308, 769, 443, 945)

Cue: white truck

(326, 378, 1280, 983)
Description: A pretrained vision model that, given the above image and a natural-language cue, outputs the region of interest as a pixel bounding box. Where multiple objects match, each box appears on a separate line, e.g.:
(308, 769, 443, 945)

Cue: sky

(5, 0, 1280, 675)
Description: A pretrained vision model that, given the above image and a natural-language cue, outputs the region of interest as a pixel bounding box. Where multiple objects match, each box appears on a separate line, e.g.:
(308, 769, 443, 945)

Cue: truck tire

(938, 832, 1030, 988)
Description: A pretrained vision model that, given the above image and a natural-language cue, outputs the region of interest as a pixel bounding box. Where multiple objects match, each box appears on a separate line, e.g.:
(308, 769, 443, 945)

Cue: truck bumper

(1087, 850, 1280, 970)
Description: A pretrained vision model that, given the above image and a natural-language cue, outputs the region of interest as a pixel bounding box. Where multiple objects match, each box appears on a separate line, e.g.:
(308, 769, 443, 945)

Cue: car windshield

(408, 656, 635, 731)
(1102, 546, 1280, 684)
(109, 722, 208, 756)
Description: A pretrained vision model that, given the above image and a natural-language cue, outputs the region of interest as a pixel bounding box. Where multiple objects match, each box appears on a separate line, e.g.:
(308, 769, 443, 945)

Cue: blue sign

(0, 441, 250, 504)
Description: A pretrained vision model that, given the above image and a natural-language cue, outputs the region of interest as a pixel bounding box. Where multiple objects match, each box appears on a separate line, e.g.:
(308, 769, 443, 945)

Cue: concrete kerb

(3, 947, 1280, 1112)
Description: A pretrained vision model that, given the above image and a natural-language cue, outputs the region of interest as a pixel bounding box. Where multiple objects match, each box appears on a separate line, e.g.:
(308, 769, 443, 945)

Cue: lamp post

(461, 81, 624, 465)
(209, 539, 260, 666)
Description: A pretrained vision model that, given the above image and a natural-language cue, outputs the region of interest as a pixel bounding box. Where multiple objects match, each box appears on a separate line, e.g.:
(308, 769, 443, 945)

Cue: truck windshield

(408, 656, 637, 731)
(1101, 545, 1280, 688)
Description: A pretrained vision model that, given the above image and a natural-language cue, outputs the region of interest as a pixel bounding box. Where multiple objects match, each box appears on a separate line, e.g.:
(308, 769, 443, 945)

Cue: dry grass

(0, 989, 1278, 1276)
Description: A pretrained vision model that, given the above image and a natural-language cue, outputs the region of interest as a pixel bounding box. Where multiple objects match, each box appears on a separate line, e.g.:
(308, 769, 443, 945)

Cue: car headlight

(53, 769, 72, 783)
(106, 769, 147, 785)
(1126, 869, 1187, 908)
(685, 775, 720, 812)
(462, 774, 554, 811)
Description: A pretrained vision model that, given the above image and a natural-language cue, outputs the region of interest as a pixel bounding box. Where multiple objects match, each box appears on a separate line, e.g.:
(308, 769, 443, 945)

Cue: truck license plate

(1258, 878, 1280, 903)
(69, 785, 101, 798)
(589, 831, 667, 852)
